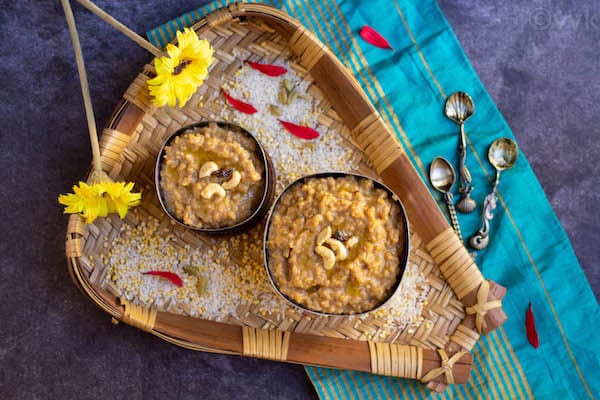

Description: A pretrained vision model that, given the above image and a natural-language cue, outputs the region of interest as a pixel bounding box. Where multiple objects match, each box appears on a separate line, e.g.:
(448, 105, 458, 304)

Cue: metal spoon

(469, 137, 518, 250)
(429, 157, 463, 241)
(445, 92, 477, 213)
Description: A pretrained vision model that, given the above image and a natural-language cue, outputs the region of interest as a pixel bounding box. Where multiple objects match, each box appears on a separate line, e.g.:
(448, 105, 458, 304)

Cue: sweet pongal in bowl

(264, 173, 409, 315)
(156, 121, 275, 233)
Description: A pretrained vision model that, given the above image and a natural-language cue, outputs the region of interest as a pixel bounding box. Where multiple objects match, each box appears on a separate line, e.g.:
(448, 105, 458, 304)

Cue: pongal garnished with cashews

(266, 174, 409, 315)
(159, 122, 265, 229)
(314, 226, 352, 270)
(197, 164, 242, 200)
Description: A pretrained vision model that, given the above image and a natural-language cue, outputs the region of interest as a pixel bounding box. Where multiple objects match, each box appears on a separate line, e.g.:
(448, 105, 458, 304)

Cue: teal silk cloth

(148, 1, 600, 398)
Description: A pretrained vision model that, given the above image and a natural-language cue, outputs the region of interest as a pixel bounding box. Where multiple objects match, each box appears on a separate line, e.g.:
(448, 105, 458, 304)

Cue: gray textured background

(1, 1, 598, 399)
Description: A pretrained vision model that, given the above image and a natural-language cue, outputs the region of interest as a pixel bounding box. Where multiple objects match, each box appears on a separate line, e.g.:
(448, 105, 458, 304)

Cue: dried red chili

(221, 89, 258, 114)
(143, 271, 183, 287)
(246, 61, 287, 77)
(359, 25, 393, 50)
(278, 120, 320, 140)
(526, 302, 539, 348)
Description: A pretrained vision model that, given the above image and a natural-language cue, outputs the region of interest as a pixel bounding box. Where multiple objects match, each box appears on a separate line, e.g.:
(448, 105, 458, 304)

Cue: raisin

(211, 167, 234, 179)
(332, 229, 350, 242)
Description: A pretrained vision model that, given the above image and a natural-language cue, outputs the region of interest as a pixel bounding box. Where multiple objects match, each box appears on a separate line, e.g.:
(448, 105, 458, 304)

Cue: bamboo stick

(61, 0, 103, 175)
(73, 0, 162, 57)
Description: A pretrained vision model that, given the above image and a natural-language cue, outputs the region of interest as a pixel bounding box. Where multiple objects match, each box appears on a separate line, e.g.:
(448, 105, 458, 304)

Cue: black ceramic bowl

(155, 121, 276, 234)
(263, 172, 410, 316)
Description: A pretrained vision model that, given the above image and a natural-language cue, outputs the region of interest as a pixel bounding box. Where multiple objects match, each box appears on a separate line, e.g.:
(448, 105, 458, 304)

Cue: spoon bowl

(445, 92, 475, 123)
(488, 137, 518, 171)
(430, 157, 456, 193)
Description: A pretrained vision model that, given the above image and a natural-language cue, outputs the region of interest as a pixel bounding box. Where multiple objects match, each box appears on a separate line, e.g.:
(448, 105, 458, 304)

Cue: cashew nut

(221, 170, 241, 190)
(198, 161, 219, 178)
(315, 245, 336, 270)
(200, 183, 226, 200)
(346, 237, 359, 249)
(316, 226, 332, 246)
(325, 238, 348, 261)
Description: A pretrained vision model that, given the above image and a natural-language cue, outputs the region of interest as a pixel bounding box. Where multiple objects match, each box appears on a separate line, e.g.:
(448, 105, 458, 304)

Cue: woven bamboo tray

(65, 3, 507, 392)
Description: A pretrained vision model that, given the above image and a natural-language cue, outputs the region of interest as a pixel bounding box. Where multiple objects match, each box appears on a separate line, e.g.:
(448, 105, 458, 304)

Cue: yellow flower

(58, 181, 142, 224)
(147, 28, 214, 107)
(103, 181, 142, 218)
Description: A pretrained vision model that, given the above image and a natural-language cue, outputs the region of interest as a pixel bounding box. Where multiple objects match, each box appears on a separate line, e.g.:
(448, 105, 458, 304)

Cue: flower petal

(278, 120, 320, 140)
(222, 90, 258, 114)
(359, 25, 393, 50)
(246, 61, 287, 77)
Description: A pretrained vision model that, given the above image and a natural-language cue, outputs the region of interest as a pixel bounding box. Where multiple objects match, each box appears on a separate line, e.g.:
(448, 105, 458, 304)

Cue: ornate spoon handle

(456, 123, 477, 213)
(458, 124, 474, 193)
(469, 171, 500, 250)
(444, 193, 463, 241)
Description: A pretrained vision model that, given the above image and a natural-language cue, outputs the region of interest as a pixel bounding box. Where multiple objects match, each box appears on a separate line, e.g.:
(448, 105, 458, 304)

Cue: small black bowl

(263, 172, 410, 316)
(155, 121, 276, 234)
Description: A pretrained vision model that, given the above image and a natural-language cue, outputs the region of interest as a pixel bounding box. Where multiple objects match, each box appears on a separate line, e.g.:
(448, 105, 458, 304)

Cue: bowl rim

(263, 171, 411, 317)
(154, 120, 273, 233)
